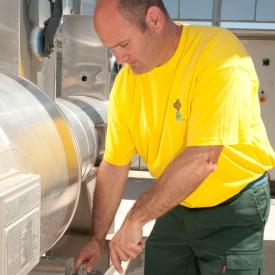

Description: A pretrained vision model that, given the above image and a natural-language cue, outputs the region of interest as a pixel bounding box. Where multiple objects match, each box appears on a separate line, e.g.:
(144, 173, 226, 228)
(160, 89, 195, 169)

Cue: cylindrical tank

(56, 96, 108, 232)
(56, 96, 108, 180)
(64, 95, 108, 162)
(56, 98, 98, 180)
(0, 70, 81, 254)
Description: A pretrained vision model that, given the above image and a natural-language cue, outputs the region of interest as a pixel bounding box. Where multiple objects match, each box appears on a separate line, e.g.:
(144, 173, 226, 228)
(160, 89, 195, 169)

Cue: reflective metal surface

(29, 257, 102, 275)
(56, 98, 98, 179)
(56, 95, 108, 232)
(20, 0, 57, 99)
(0, 127, 30, 179)
(0, 0, 58, 100)
(68, 96, 108, 161)
(62, 15, 113, 100)
(0, 70, 81, 254)
(0, 1, 20, 73)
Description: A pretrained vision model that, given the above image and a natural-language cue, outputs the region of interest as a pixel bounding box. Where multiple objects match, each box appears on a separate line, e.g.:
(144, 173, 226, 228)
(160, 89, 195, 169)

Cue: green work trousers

(145, 178, 270, 275)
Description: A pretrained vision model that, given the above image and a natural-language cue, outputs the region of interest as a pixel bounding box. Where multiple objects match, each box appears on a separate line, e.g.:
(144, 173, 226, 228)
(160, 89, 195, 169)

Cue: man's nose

(112, 48, 128, 64)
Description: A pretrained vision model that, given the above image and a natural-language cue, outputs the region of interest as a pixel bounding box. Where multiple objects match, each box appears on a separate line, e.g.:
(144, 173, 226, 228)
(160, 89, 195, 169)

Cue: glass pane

(180, 20, 212, 26)
(163, 0, 179, 19)
(221, 0, 255, 20)
(180, 0, 213, 20)
(80, 0, 96, 15)
(221, 22, 275, 29)
(256, 0, 275, 21)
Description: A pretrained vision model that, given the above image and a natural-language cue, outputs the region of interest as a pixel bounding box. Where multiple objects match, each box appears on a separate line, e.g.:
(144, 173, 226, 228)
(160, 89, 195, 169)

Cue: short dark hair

(117, 0, 169, 31)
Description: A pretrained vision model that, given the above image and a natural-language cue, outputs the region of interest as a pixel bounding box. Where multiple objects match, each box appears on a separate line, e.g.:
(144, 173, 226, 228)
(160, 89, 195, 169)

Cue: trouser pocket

(250, 181, 271, 225)
(223, 253, 263, 274)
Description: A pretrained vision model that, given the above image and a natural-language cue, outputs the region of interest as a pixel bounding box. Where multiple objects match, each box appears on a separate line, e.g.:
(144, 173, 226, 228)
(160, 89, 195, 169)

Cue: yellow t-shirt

(104, 25, 275, 208)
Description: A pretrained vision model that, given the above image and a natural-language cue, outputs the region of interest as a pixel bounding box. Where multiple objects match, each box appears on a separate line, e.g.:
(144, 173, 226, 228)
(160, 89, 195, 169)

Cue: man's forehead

(95, 0, 120, 16)
(94, 3, 131, 30)
(95, 16, 135, 45)
(100, 27, 130, 48)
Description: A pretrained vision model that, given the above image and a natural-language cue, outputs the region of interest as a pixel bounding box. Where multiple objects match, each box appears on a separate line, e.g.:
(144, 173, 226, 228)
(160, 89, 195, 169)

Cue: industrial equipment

(0, 1, 109, 274)
(1, 1, 275, 275)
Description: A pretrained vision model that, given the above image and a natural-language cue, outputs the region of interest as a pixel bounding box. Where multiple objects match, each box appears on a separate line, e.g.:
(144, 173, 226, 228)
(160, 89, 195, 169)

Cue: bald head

(95, 0, 169, 31)
(94, 0, 133, 45)
(94, 0, 179, 74)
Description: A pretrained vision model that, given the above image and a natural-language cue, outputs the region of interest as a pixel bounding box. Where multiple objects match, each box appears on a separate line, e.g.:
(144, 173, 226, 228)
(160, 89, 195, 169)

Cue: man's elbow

(206, 161, 217, 174)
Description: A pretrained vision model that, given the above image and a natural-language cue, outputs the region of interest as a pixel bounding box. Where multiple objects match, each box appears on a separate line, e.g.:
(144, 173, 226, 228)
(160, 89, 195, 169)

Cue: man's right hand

(74, 238, 104, 273)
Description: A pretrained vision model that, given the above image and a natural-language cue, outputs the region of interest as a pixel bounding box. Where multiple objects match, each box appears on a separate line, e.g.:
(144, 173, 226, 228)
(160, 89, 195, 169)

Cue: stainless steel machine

(1, 1, 275, 275)
(0, 1, 110, 274)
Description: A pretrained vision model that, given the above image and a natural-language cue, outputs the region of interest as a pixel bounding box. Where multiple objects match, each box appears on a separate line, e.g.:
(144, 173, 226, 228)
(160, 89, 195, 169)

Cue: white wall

(241, 38, 275, 180)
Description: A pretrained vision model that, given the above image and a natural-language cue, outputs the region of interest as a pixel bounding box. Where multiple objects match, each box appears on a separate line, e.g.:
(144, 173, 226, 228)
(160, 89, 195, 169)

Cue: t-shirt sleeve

(103, 72, 136, 165)
(186, 28, 260, 147)
(186, 65, 259, 146)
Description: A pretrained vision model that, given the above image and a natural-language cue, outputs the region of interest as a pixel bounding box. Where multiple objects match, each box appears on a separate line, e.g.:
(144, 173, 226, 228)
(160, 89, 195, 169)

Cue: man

(75, 0, 275, 274)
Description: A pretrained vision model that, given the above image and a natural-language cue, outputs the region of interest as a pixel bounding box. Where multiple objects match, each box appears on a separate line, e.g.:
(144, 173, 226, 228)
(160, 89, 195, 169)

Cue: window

(256, 0, 275, 21)
(180, 0, 213, 20)
(163, 0, 179, 19)
(221, 0, 256, 21)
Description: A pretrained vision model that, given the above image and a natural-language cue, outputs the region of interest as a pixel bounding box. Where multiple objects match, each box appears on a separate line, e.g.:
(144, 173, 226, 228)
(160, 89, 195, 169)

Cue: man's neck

(158, 23, 183, 66)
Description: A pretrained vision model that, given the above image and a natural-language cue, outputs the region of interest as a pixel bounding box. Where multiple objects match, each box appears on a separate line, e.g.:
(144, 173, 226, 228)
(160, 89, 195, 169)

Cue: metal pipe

(0, 69, 82, 254)
(56, 98, 98, 180)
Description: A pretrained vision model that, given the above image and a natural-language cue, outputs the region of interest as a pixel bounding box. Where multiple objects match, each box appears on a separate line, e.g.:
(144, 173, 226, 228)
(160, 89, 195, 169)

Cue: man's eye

(120, 42, 129, 48)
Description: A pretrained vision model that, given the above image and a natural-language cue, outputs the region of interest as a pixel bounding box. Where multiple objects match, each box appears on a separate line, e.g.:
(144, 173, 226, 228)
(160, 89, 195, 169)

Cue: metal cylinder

(56, 98, 98, 180)
(56, 96, 108, 232)
(67, 95, 108, 162)
(0, 70, 81, 254)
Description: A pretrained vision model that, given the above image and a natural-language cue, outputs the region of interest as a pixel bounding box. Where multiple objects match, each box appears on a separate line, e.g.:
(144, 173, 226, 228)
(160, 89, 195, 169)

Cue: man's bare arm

(109, 145, 223, 272)
(75, 160, 129, 271)
(91, 160, 129, 241)
(126, 145, 223, 225)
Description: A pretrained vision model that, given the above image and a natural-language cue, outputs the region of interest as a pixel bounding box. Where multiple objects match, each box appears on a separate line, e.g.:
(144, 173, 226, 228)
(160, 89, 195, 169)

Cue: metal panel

(20, 0, 57, 100)
(0, 0, 58, 100)
(62, 15, 112, 100)
(0, 174, 41, 275)
(0, 1, 20, 72)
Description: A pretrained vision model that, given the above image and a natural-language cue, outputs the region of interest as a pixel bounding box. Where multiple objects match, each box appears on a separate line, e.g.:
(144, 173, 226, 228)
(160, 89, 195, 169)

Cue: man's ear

(145, 6, 165, 32)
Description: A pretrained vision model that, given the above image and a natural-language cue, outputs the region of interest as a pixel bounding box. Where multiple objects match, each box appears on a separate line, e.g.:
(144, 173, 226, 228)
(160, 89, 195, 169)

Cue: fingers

(110, 241, 145, 273)
(74, 252, 86, 270)
(86, 257, 98, 273)
(75, 255, 98, 273)
(116, 247, 130, 261)
(130, 240, 145, 253)
(74, 249, 99, 272)
(74, 239, 103, 272)
(110, 248, 123, 274)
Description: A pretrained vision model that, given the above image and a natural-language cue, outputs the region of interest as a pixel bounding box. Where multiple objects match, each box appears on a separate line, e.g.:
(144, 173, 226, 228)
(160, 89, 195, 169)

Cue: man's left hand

(109, 219, 145, 273)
